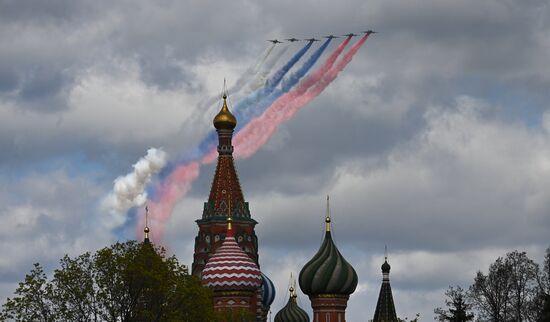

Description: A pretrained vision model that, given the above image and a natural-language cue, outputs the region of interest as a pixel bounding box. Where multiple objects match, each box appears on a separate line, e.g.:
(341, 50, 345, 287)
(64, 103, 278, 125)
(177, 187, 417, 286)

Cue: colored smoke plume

(233, 35, 369, 160)
(236, 39, 332, 127)
(104, 148, 167, 216)
(134, 36, 370, 240)
(198, 43, 277, 113)
(139, 161, 201, 240)
(197, 42, 313, 158)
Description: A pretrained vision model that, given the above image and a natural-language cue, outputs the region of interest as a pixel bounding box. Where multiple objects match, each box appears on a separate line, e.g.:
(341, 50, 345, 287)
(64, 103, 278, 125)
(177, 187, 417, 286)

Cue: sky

(1, 0, 550, 320)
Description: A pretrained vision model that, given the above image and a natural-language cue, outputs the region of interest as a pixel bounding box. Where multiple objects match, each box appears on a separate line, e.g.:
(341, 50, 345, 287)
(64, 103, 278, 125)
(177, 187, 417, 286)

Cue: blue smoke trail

(194, 42, 314, 157)
(235, 38, 332, 129)
(198, 44, 277, 112)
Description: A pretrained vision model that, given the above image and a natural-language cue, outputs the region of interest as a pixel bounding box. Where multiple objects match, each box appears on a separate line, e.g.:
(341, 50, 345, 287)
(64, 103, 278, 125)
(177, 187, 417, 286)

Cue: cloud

(2, 1, 550, 320)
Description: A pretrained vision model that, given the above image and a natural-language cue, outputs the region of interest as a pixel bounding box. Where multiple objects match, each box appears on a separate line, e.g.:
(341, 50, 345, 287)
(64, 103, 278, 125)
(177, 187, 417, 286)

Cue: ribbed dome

(261, 272, 276, 307)
(213, 94, 237, 130)
(274, 288, 310, 322)
(201, 220, 262, 291)
(299, 206, 358, 296)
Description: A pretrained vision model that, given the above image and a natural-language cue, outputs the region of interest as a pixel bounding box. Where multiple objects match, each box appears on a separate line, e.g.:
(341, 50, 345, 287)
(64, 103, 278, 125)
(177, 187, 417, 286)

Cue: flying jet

(267, 39, 283, 44)
(342, 33, 358, 37)
(362, 30, 378, 35)
(286, 37, 300, 42)
(324, 35, 339, 39)
(304, 38, 320, 42)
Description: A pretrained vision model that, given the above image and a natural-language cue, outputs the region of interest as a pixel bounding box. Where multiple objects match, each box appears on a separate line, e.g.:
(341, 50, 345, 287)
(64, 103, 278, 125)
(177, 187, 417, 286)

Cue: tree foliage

(467, 249, 548, 322)
(434, 286, 474, 322)
(0, 241, 216, 322)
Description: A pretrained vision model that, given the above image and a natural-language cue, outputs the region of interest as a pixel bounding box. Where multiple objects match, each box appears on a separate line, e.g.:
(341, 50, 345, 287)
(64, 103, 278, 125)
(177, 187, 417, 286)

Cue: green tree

(1, 241, 215, 322)
(434, 286, 474, 322)
(0, 263, 54, 322)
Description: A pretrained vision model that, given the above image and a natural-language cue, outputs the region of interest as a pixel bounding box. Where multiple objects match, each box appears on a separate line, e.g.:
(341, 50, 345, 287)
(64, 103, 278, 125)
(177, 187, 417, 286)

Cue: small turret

(373, 248, 398, 322)
(275, 275, 310, 322)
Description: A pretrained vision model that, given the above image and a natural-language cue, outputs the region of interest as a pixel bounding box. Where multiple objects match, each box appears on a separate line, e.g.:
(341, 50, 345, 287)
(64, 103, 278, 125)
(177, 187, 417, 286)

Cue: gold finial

(325, 195, 331, 232)
(289, 273, 298, 300)
(227, 215, 233, 231)
(213, 80, 236, 129)
(144, 205, 150, 241)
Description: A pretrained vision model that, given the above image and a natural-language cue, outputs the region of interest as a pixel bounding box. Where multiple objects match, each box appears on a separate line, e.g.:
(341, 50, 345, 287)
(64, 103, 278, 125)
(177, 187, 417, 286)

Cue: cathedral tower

(373, 251, 398, 322)
(299, 196, 358, 322)
(192, 93, 259, 276)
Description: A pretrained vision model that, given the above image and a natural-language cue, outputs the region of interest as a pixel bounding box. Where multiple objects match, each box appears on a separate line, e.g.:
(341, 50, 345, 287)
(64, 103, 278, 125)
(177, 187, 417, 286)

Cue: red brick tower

(299, 196, 358, 322)
(191, 93, 259, 277)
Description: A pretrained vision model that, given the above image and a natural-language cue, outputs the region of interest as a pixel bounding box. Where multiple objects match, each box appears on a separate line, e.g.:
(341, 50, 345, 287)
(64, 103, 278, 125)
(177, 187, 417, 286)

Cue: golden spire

(289, 273, 297, 301)
(144, 205, 150, 242)
(213, 80, 237, 130)
(325, 195, 331, 232)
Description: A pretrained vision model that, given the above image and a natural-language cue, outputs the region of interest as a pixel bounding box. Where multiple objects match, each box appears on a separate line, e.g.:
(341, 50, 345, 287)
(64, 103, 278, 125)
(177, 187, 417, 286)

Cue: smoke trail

(103, 148, 168, 220)
(200, 37, 354, 166)
(198, 44, 276, 112)
(245, 44, 290, 95)
(139, 161, 201, 239)
(236, 39, 332, 126)
(233, 35, 370, 159)
(195, 42, 314, 157)
(132, 36, 369, 240)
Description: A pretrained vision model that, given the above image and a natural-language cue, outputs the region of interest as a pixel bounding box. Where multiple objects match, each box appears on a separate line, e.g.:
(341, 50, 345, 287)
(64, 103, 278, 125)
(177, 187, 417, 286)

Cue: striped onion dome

(299, 197, 358, 296)
(274, 286, 310, 322)
(261, 272, 276, 307)
(201, 218, 262, 291)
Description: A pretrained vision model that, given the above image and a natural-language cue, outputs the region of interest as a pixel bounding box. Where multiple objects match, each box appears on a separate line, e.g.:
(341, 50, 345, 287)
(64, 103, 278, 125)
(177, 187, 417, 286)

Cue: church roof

(373, 257, 398, 322)
(201, 218, 262, 291)
(299, 196, 358, 296)
(274, 285, 310, 322)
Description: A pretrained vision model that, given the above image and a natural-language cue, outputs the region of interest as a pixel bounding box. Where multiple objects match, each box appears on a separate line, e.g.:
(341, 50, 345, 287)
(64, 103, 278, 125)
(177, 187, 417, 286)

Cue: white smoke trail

(102, 148, 167, 223)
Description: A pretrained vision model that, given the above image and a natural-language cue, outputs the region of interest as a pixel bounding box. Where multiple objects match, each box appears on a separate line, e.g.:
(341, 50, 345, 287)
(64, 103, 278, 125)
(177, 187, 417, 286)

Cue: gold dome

(213, 94, 237, 130)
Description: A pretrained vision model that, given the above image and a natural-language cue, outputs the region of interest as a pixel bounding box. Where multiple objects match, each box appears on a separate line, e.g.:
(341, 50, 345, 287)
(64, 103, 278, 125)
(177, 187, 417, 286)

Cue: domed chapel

(189, 93, 399, 321)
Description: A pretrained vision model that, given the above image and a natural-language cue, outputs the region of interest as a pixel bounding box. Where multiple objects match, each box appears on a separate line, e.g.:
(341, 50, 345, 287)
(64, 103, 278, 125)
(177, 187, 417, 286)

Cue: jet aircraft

(304, 38, 320, 42)
(342, 33, 358, 37)
(286, 38, 300, 42)
(324, 35, 339, 39)
(362, 30, 377, 35)
(267, 39, 283, 44)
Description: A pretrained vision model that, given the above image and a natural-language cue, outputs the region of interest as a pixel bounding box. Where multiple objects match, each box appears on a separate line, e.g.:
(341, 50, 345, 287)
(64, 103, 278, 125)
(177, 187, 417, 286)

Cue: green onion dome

(299, 198, 358, 296)
(274, 287, 310, 322)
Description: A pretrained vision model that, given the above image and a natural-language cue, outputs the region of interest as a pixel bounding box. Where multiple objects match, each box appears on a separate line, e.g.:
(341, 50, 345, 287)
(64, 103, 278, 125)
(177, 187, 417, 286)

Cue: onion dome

(382, 260, 391, 273)
(274, 285, 310, 322)
(299, 196, 358, 296)
(201, 217, 262, 291)
(213, 94, 237, 130)
(261, 272, 276, 307)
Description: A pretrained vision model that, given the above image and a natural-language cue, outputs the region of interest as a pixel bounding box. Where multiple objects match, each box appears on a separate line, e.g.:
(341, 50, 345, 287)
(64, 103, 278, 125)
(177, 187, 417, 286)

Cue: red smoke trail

(138, 36, 368, 240)
(200, 36, 354, 165)
(233, 34, 369, 160)
(137, 161, 200, 239)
